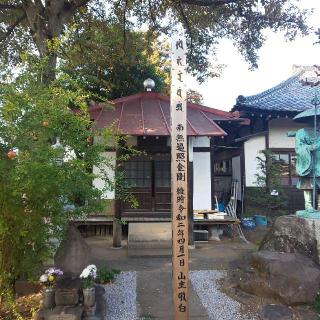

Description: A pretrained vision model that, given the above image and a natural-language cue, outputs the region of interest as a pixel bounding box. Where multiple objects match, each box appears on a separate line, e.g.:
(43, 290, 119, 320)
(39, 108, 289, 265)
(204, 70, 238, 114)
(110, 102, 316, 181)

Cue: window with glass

(124, 160, 152, 188)
(272, 151, 297, 186)
(214, 159, 232, 175)
(155, 160, 171, 187)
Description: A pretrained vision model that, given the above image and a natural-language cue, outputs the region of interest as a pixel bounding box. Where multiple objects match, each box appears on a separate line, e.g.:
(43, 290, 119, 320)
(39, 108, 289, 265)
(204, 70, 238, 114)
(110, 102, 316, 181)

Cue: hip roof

(234, 65, 320, 113)
(90, 92, 247, 136)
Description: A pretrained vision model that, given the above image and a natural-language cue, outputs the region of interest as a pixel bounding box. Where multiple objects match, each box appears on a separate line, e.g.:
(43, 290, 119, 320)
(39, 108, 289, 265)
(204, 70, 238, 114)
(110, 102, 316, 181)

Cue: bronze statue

(288, 75, 320, 217)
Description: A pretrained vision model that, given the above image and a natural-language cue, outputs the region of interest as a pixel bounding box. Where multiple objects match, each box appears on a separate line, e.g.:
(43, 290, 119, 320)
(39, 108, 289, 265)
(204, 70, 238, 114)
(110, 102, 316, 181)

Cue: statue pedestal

(296, 208, 320, 219)
(260, 215, 320, 265)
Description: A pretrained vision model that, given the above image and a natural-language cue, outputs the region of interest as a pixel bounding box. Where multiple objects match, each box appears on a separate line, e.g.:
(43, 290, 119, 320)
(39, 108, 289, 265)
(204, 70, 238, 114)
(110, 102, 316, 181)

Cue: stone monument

(37, 224, 106, 320)
(54, 223, 91, 276)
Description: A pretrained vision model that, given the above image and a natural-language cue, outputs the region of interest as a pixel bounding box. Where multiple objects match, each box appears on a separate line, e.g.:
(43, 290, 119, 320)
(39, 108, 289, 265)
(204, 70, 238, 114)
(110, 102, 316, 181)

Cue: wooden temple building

(84, 89, 247, 246)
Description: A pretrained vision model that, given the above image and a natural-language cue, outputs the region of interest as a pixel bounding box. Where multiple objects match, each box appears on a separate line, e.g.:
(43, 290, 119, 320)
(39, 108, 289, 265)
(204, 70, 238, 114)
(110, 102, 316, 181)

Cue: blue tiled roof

(234, 66, 320, 113)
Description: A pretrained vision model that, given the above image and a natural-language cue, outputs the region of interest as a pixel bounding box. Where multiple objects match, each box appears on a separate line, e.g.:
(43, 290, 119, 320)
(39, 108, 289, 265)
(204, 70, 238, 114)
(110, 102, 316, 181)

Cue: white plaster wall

(244, 136, 266, 187)
(268, 119, 305, 149)
(232, 156, 242, 199)
(191, 136, 210, 147)
(93, 151, 116, 199)
(193, 152, 211, 210)
(188, 137, 193, 162)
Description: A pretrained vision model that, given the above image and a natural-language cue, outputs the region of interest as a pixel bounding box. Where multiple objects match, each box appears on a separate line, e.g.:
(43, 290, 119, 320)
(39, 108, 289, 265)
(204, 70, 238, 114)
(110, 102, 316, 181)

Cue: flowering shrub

(80, 265, 97, 289)
(39, 268, 63, 288)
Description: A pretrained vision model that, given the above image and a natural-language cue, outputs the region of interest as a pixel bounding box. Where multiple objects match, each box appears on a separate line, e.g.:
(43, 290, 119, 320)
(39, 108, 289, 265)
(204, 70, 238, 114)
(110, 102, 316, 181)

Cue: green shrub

(96, 267, 120, 284)
(245, 150, 287, 217)
(313, 293, 320, 313)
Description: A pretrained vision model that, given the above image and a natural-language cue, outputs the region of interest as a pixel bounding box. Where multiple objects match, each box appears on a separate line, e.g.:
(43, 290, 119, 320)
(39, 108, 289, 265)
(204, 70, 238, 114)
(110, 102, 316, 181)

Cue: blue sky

(187, 0, 320, 111)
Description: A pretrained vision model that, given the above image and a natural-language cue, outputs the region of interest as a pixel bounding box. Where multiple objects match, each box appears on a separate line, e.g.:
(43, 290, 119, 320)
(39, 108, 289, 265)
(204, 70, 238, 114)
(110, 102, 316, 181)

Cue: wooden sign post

(170, 33, 189, 320)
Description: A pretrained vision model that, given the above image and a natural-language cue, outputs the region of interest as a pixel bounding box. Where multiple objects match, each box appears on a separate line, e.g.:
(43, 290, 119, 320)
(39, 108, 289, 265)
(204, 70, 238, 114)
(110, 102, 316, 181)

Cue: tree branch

(71, 0, 91, 9)
(122, 0, 128, 52)
(177, 2, 194, 50)
(0, 13, 27, 42)
(0, 4, 23, 10)
(181, 0, 237, 6)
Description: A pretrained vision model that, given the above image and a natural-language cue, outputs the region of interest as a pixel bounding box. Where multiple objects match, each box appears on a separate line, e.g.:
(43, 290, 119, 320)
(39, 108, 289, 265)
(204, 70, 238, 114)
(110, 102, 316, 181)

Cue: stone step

(128, 222, 172, 250)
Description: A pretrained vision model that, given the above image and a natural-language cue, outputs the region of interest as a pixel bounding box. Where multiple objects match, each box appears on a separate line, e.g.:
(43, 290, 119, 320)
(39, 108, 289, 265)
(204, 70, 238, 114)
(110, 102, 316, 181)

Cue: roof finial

(143, 78, 155, 92)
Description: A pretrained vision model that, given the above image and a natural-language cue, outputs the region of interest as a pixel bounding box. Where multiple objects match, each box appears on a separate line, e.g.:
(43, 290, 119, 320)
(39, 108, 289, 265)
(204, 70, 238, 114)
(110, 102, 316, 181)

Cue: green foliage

(313, 293, 320, 313)
(245, 150, 287, 217)
(0, 59, 136, 296)
(0, 0, 311, 83)
(96, 267, 120, 284)
(187, 89, 204, 104)
(61, 22, 169, 100)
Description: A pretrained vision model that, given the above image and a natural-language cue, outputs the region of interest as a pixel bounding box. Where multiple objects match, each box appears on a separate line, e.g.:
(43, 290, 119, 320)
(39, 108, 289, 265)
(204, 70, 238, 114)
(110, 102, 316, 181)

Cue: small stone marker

(54, 223, 90, 276)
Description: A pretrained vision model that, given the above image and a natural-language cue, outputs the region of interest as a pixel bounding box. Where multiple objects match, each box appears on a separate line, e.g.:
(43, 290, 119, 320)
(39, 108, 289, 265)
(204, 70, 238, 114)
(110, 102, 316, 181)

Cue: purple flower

(45, 267, 63, 276)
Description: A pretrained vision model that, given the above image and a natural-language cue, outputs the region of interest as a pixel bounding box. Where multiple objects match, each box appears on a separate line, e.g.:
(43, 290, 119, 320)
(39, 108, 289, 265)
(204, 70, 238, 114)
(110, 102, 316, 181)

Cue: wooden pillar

(188, 159, 194, 246)
(112, 199, 122, 248)
(210, 138, 215, 210)
(240, 144, 246, 216)
(113, 141, 124, 248)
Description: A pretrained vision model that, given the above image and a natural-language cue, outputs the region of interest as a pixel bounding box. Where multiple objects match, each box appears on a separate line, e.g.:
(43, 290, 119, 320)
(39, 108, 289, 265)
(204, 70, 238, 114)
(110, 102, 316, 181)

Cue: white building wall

(93, 151, 116, 199)
(268, 119, 305, 149)
(191, 136, 210, 147)
(244, 135, 266, 187)
(193, 152, 212, 210)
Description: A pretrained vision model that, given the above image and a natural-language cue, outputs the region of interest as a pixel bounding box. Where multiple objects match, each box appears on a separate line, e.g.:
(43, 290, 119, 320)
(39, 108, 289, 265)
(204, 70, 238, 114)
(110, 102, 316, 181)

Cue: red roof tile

(90, 92, 245, 136)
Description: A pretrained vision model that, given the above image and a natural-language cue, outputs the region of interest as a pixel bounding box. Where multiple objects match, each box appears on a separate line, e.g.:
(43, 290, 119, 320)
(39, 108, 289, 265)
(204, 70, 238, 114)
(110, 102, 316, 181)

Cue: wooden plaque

(170, 33, 189, 320)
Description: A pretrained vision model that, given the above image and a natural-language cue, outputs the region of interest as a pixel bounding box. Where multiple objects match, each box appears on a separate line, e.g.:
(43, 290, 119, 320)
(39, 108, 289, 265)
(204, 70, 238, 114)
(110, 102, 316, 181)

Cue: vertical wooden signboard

(171, 33, 189, 320)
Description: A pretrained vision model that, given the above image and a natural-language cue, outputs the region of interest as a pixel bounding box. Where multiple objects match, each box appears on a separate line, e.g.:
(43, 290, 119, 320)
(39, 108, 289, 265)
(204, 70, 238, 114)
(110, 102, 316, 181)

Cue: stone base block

(37, 306, 83, 320)
(83, 304, 96, 317)
(55, 289, 79, 306)
(128, 223, 172, 249)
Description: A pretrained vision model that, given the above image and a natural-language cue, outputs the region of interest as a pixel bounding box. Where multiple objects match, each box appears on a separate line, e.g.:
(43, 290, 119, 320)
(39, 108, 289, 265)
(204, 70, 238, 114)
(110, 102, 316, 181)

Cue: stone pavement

(86, 237, 256, 319)
(137, 271, 208, 319)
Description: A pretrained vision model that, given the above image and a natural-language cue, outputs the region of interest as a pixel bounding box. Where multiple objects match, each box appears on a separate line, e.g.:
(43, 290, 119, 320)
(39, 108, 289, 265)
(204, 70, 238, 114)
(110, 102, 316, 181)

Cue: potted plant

(80, 264, 97, 308)
(39, 267, 63, 309)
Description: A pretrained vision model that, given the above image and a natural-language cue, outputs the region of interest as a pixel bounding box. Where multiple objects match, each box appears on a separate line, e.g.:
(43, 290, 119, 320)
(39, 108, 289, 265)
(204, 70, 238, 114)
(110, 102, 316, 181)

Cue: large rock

(260, 215, 320, 264)
(239, 251, 320, 305)
(54, 224, 91, 276)
(258, 304, 294, 320)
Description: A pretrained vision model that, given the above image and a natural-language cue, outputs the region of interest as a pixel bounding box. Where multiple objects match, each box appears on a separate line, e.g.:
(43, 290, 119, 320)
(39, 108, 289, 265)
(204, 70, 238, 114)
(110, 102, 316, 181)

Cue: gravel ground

(190, 270, 257, 320)
(103, 271, 137, 320)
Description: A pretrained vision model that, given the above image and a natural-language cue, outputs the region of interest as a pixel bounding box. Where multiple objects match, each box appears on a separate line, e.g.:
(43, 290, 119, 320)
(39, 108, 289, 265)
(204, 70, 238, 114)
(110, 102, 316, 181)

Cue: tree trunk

(22, 0, 90, 84)
(42, 52, 58, 85)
